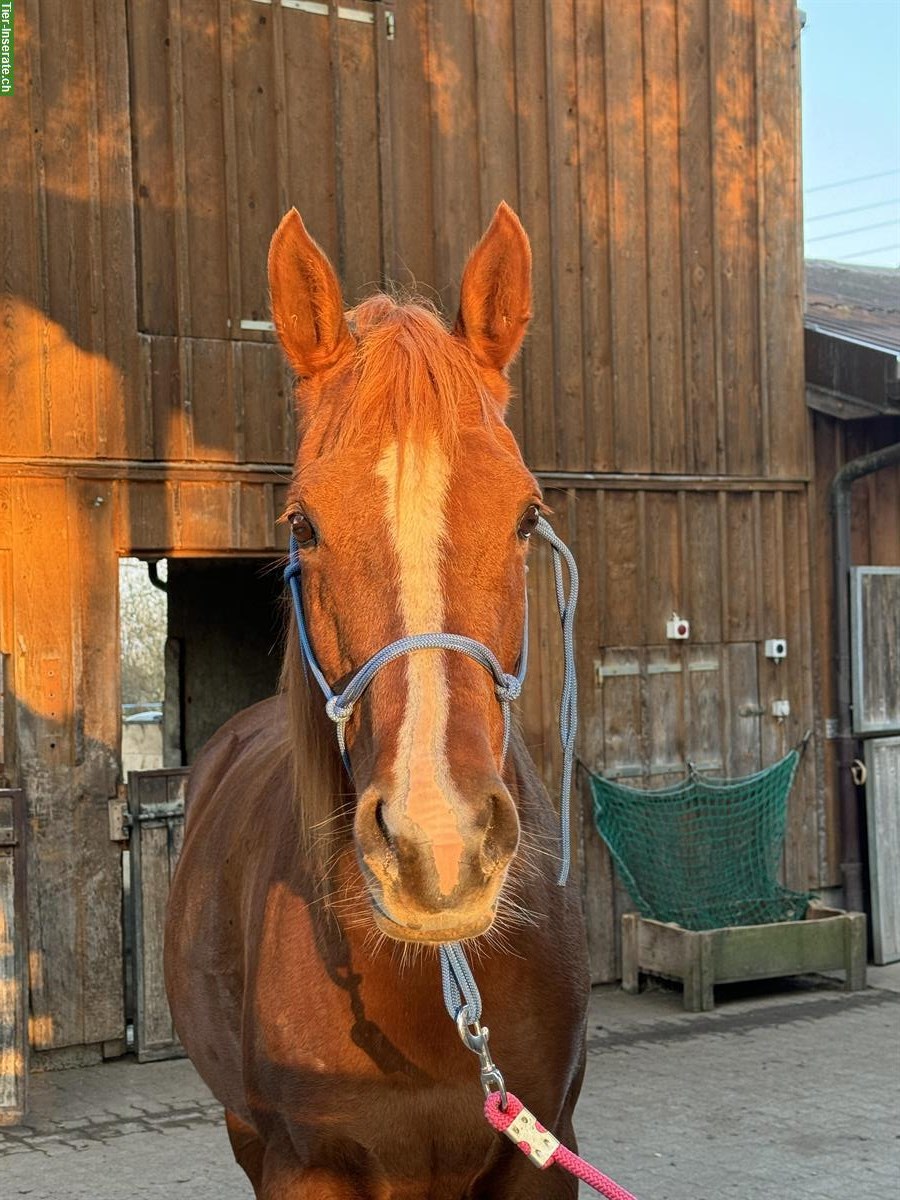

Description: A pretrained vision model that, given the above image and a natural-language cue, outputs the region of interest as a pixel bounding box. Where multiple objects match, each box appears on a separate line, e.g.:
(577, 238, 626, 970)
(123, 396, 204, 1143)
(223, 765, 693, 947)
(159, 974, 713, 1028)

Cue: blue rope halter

(284, 515, 579, 1024)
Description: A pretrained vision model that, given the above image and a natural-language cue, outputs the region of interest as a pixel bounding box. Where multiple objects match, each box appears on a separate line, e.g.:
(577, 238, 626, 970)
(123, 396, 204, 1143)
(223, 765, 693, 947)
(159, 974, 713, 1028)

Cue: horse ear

(268, 209, 353, 377)
(454, 202, 532, 372)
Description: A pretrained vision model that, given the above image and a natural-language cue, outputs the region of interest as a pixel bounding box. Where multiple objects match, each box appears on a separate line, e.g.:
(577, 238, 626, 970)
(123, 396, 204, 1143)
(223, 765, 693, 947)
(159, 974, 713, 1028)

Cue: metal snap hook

(456, 1011, 508, 1109)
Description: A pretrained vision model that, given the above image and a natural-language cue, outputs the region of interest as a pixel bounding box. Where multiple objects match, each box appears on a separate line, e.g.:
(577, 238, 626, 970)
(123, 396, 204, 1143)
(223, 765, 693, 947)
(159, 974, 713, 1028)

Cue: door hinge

(108, 795, 129, 842)
(385, 9, 395, 39)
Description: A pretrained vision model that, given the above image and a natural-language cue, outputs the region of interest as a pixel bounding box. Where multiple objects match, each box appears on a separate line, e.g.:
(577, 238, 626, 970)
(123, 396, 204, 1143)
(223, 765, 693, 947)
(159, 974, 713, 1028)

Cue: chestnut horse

(165, 203, 589, 1198)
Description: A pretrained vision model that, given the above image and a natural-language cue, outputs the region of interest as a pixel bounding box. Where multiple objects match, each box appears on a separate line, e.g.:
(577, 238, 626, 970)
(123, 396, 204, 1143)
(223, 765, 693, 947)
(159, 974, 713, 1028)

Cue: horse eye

(517, 504, 541, 540)
(290, 512, 316, 548)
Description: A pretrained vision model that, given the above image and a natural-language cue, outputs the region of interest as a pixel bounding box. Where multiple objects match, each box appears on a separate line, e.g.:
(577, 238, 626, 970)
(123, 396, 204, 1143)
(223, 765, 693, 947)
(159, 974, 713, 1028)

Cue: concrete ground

(2, 967, 898, 1199)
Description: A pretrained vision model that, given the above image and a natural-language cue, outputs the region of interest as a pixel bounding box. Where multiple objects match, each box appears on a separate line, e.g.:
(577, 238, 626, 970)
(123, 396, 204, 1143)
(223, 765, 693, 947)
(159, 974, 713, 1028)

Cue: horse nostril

(481, 792, 518, 874)
(374, 799, 392, 850)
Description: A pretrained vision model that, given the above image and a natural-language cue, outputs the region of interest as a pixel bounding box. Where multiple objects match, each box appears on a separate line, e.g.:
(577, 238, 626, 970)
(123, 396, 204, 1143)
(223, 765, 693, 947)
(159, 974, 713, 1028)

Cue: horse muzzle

(354, 781, 519, 944)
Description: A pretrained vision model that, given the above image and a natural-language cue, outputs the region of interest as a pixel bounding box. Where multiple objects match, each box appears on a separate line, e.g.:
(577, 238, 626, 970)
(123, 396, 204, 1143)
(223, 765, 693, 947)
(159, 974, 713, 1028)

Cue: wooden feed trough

(622, 905, 867, 1012)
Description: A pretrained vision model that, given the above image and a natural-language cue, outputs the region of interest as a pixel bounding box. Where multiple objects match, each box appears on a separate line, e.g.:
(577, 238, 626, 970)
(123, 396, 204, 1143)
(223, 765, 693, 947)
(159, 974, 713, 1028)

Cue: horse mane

(279, 621, 348, 876)
(281, 293, 500, 874)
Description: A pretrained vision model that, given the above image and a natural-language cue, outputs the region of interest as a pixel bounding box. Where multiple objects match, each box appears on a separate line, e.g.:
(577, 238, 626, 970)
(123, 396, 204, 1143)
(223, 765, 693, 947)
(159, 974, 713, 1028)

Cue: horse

(164, 202, 590, 1199)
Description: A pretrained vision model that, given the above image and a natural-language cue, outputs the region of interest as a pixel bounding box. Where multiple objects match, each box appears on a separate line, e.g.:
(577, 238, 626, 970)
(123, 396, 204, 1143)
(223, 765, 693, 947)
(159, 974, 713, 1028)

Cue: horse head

(270, 203, 541, 945)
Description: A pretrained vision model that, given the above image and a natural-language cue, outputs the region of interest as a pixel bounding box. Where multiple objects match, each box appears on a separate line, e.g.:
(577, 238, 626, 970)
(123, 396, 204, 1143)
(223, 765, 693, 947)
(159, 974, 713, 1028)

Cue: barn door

(128, 0, 391, 340)
(128, 768, 188, 1061)
(851, 567, 900, 963)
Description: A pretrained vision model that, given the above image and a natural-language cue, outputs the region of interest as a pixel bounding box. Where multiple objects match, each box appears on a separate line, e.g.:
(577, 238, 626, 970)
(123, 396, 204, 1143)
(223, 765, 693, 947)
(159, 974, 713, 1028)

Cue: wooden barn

(2, 0, 896, 1117)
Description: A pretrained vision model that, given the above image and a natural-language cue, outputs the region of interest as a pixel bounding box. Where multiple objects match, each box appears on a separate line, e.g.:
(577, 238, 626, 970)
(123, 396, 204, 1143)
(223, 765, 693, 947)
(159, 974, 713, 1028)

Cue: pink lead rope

(484, 1091, 639, 1200)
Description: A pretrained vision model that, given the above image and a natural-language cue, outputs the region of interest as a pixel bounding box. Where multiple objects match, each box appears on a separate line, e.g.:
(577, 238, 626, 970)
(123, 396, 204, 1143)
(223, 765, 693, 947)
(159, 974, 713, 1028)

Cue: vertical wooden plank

(684, 491, 723, 643)
(242, 342, 294, 464)
(0, 791, 27, 1124)
(181, 0, 231, 338)
(138, 823, 175, 1048)
(93, 0, 140, 459)
(0, 0, 43, 456)
(178, 482, 236, 550)
(426, 0, 481, 304)
(643, 0, 686, 473)
(513, 0, 556, 470)
(386, 0, 435, 289)
(545, 0, 585, 470)
(685, 646, 723, 772)
(604, 0, 651, 472)
(757, 491, 787, 768)
(724, 492, 757, 641)
(783, 488, 818, 889)
(646, 645, 684, 781)
(238, 484, 276, 551)
(130, 0, 177, 334)
(147, 336, 187, 462)
(472, 1, 519, 225)
(129, 771, 187, 1060)
(711, 0, 762, 476)
(233, 0, 280, 329)
(756, 0, 806, 480)
(602, 492, 642, 647)
(70, 479, 124, 1044)
(677, 0, 718, 474)
(11, 478, 79, 1049)
(188, 339, 237, 462)
(725, 641, 761, 776)
(600, 649, 643, 779)
(643, 491, 681, 645)
(38, 0, 98, 455)
(373, 1, 396, 282)
(472, 1, 525, 449)
(281, 3, 340, 266)
(334, 16, 382, 299)
(574, 0, 614, 471)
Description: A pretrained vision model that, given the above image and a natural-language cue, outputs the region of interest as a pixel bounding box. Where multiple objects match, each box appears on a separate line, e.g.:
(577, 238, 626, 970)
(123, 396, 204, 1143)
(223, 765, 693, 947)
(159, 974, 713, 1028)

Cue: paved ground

(3, 967, 898, 1199)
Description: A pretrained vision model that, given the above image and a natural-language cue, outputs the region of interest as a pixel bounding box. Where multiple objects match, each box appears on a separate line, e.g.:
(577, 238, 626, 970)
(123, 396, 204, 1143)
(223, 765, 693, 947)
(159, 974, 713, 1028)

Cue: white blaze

(376, 439, 464, 895)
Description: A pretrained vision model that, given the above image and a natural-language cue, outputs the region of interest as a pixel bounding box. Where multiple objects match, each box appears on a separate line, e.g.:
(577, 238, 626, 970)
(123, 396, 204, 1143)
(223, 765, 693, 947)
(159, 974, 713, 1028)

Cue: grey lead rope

(284, 515, 579, 1027)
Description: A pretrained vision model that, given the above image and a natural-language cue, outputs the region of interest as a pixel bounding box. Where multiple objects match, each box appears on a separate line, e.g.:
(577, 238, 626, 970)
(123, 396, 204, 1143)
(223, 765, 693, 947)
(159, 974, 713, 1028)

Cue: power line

(807, 219, 900, 244)
(806, 198, 900, 223)
(806, 169, 900, 194)
(833, 244, 899, 262)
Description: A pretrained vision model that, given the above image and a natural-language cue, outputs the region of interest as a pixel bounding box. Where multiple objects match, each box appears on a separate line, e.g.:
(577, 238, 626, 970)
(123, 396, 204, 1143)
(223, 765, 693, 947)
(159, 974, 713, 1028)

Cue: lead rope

(286, 518, 635, 1198)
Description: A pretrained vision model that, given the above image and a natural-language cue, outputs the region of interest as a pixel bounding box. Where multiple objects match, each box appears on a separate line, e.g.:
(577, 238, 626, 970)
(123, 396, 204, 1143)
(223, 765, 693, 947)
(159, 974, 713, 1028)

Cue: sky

(801, 0, 900, 267)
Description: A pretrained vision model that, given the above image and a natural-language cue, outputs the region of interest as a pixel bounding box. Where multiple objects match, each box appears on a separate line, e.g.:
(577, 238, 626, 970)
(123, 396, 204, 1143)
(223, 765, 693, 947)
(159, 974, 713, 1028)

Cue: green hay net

(590, 749, 815, 931)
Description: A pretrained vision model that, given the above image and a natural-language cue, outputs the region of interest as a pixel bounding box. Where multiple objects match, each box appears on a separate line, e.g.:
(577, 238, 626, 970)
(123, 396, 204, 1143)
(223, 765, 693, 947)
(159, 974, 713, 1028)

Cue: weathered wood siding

(2, 0, 806, 477)
(0, 0, 817, 1040)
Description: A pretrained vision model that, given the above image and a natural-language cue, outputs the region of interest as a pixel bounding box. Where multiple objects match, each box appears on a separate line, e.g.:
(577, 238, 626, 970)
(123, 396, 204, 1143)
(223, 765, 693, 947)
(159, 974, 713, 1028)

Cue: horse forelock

(297, 294, 503, 457)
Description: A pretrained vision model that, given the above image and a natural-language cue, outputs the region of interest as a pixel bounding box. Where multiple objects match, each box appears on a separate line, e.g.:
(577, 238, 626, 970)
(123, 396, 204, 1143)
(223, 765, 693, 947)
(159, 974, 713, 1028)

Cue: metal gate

(128, 768, 188, 1062)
